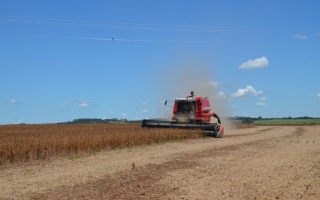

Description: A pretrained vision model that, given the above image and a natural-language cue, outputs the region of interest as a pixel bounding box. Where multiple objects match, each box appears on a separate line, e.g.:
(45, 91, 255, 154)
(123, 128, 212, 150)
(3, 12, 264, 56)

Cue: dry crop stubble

(0, 124, 204, 164)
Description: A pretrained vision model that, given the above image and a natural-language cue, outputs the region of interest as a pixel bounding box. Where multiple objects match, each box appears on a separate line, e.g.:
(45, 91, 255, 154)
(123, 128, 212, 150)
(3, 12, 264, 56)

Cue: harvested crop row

(0, 124, 204, 164)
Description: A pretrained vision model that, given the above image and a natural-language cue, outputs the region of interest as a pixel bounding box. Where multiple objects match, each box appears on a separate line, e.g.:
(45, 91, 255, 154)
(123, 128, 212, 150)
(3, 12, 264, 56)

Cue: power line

(4, 33, 113, 41)
(0, 15, 272, 34)
(3, 33, 320, 46)
(2, 33, 214, 43)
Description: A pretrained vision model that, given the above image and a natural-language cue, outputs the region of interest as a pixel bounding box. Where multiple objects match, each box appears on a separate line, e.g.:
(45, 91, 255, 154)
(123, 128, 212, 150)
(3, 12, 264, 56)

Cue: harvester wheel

(215, 132, 223, 138)
(215, 126, 224, 138)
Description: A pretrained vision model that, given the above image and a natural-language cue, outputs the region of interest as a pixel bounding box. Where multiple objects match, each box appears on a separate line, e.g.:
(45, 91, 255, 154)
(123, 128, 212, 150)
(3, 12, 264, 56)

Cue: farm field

(0, 124, 204, 164)
(0, 125, 320, 199)
(0, 123, 251, 164)
(253, 118, 320, 125)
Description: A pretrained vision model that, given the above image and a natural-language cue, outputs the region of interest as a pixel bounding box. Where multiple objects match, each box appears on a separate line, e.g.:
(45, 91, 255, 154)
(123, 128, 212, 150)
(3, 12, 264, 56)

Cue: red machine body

(141, 94, 224, 138)
(172, 96, 218, 124)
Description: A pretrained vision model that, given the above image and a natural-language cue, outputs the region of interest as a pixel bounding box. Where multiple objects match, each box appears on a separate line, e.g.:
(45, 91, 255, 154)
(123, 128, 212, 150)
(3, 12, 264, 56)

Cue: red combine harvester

(141, 92, 224, 138)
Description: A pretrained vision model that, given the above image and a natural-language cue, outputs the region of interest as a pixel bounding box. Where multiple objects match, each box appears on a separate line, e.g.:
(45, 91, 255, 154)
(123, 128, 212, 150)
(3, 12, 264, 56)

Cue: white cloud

(141, 109, 148, 113)
(310, 93, 320, 98)
(79, 103, 88, 107)
(78, 100, 88, 107)
(294, 34, 307, 39)
(260, 97, 267, 101)
(216, 91, 226, 98)
(10, 99, 17, 104)
(230, 85, 263, 98)
(64, 100, 71, 103)
(110, 111, 114, 114)
(121, 113, 127, 118)
(142, 102, 147, 105)
(256, 102, 267, 106)
(204, 81, 219, 88)
(316, 33, 320, 36)
(15, 119, 23, 124)
(238, 57, 269, 69)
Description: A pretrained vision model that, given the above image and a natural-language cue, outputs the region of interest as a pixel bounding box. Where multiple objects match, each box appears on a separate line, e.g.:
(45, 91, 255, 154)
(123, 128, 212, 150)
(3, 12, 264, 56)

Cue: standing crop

(0, 124, 204, 164)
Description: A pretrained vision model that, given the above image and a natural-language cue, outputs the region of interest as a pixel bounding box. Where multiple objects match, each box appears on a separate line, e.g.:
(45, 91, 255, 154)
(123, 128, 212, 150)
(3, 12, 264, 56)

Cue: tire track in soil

(31, 127, 287, 200)
(224, 127, 275, 138)
(32, 160, 199, 200)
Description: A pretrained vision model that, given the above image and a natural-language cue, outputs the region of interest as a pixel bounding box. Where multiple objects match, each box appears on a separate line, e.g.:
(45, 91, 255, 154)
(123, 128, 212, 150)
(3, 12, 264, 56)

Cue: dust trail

(151, 58, 234, 131)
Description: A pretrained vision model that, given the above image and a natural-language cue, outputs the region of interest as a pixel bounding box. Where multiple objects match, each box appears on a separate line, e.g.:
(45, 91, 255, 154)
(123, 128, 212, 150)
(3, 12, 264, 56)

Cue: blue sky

(1, 1, 320, 124)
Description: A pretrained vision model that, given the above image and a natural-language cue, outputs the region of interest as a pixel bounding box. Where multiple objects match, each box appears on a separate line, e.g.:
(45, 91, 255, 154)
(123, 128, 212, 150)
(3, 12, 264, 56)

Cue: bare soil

(1, 126, 319, 199)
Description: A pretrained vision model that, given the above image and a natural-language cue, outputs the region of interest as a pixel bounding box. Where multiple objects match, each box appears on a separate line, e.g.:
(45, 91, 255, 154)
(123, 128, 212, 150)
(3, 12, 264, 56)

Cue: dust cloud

(151, 59, 235, 131)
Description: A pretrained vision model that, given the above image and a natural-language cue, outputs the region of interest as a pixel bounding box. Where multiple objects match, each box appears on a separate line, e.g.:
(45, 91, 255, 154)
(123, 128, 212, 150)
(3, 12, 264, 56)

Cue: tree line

(229, 116, 320, 124)
(58, 116, 320, 125)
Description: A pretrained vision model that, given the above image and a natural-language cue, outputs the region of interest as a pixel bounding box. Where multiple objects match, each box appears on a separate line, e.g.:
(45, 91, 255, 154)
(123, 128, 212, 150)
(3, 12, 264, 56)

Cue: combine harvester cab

(141, 94, 224, 138)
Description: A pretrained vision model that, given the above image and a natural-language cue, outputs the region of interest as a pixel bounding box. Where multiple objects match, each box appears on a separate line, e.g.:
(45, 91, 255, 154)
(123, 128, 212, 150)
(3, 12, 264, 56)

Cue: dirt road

(1, 126, 319, 199)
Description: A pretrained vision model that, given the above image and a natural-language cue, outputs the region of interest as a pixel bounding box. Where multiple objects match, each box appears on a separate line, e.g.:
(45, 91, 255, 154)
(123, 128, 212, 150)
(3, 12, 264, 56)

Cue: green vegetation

(230, 116, 320, 125)
(253, 118, 320, 125)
